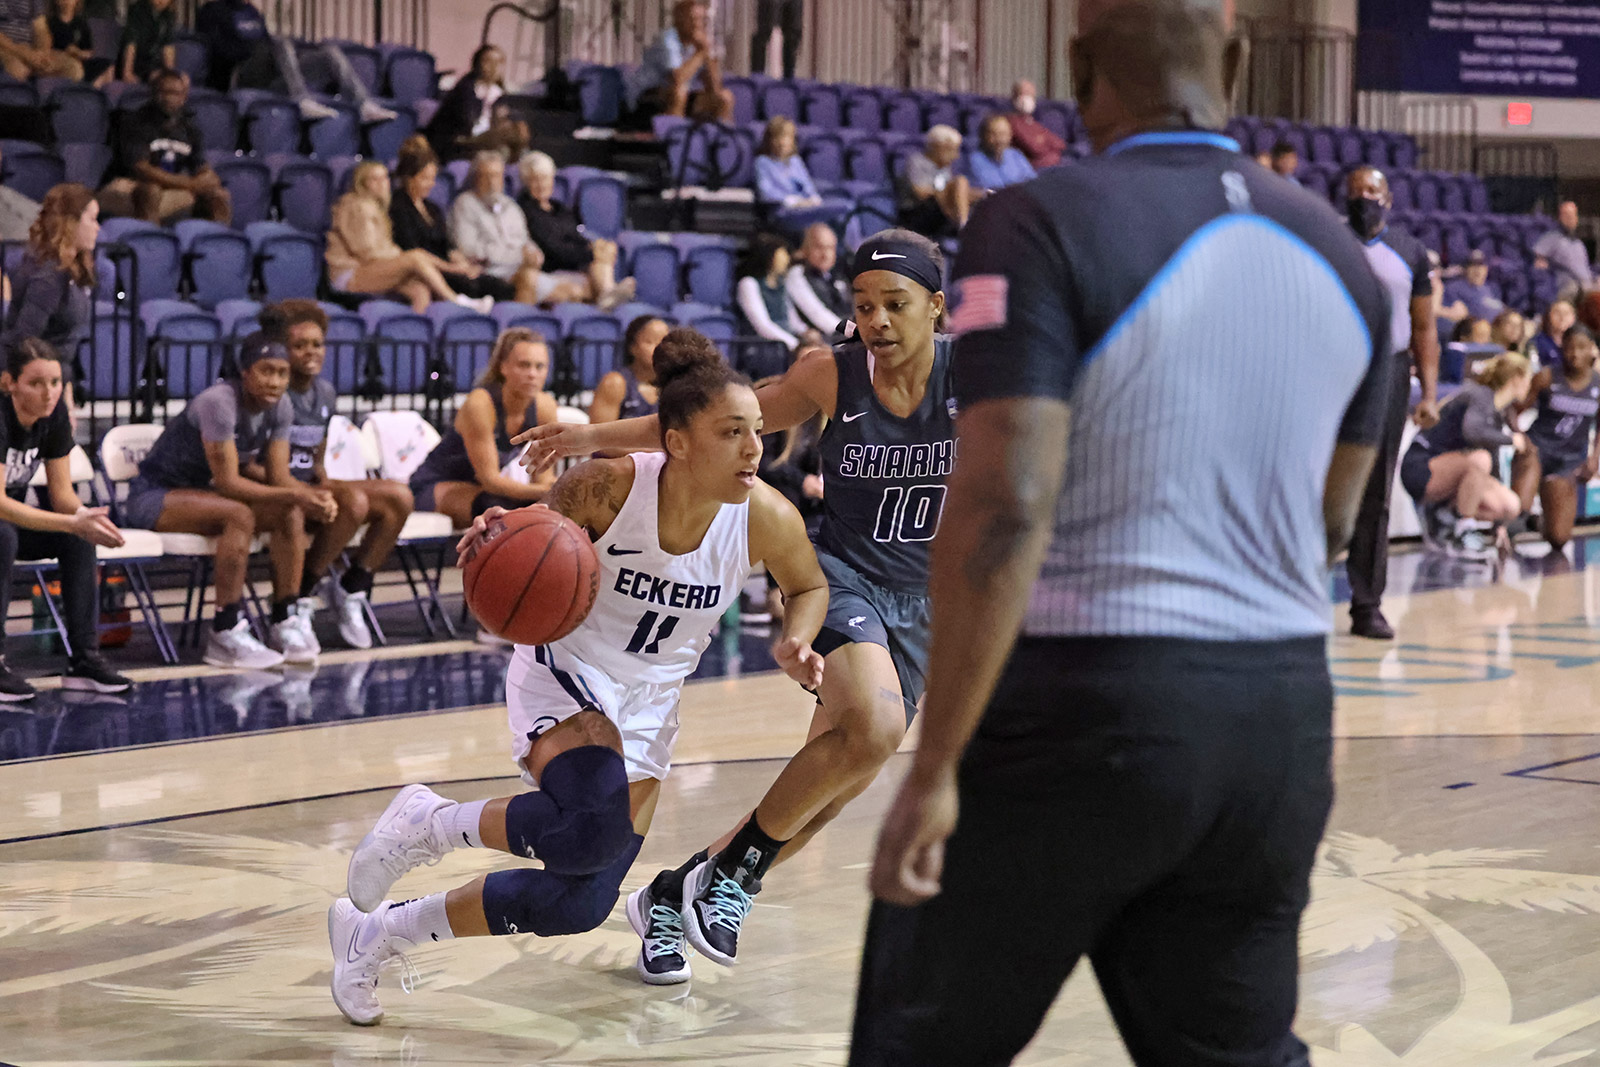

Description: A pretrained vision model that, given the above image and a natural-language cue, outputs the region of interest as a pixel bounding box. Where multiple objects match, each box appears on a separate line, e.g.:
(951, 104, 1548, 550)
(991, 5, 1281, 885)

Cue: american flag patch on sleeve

(947, 275, 1009, 336)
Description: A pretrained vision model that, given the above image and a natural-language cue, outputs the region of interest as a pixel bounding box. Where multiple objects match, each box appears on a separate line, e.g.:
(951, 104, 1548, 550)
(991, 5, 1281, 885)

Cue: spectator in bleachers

(625, 0, 734, 127)
(1, 183, 96, 414)
(122, 332, 337, 669)
(589, 314, 666, 424)
(1492, 309, 1528, 357)
(965, 114, 1035, 193)
(0, 144, 41, 243)
(736, 232, 821, 354)
(196, 0, 395, 123)
(425, 45, 530, 162)
(272, 300, 414, 650)
(1533, 201, 1593, 304)
(754, 116, 849, 234)
(99, 69, 233, 225)
(514, 151, 627, 298)
(0, 337, 132, 700)
(750, 0, 802, 79)
(1453, 317, 1492, 345)
(899, 125, 969, 238)
(118, 0, 176, 84)
(0, 0, 81, 80)
(1005, 80, 1064, 170)
(1268, 141, 1299, 183)
(328, 160, 491, 315)
(37, 0, 110, 85)
(450, 152, 627, 309)
(408, 326, 556, 528)
(389, 147, 516, 305)
(1440, 249, 1503, 324)
(786, 221, 849, 337)
(1535, 299, 1577, 369)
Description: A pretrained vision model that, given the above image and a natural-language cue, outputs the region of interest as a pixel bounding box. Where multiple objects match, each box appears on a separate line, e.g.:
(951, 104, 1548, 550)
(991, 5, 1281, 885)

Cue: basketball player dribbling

(518, 230, 955, 982)
(325, 330, 827, 1023)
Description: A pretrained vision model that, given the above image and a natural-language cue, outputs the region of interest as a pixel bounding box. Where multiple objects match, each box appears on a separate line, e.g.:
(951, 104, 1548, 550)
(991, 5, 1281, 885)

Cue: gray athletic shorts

(121, 476, 169, 530)
(810, 549, 930, 724)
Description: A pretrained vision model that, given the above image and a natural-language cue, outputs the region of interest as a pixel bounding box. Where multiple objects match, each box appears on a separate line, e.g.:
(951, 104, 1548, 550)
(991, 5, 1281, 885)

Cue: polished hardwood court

(6, 543, 1600, 1066)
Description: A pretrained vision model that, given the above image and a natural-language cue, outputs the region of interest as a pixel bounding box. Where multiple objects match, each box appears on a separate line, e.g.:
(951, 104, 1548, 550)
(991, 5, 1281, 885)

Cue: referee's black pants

(849, 636, 1333, 1067)
(1346, 351, 1413, 615)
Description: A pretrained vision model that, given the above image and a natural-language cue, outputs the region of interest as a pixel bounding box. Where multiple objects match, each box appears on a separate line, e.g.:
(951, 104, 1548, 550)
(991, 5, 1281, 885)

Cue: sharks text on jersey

(835, 440, 956, 480)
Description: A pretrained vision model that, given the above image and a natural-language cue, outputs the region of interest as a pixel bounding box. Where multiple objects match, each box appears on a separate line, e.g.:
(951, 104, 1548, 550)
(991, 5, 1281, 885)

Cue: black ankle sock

(270, 598, 295, 624)
(213, 604, 241, 632)
(651, 848, 708, 901)
(714, 814, 788, 889)
(299, 571, 320, 599)
(341, 566, 374, 596)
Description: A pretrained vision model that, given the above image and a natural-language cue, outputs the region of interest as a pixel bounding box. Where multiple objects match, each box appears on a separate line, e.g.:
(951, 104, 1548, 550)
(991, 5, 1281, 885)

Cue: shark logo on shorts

(848, 616, 866, 629)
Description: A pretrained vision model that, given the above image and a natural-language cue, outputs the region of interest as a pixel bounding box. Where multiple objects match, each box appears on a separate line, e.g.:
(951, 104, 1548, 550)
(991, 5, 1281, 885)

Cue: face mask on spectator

(1014, 94, 1036, 115)
(1347, 196, 1386, 238)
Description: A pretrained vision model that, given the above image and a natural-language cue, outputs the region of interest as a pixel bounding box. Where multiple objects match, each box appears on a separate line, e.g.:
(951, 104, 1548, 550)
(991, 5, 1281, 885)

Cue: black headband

(238, 333, 290, 370)
(850, 234, 943, 296)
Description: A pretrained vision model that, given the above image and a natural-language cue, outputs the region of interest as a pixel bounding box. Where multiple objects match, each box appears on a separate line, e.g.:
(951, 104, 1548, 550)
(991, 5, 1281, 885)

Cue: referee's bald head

(1073, 0, 1240, 148)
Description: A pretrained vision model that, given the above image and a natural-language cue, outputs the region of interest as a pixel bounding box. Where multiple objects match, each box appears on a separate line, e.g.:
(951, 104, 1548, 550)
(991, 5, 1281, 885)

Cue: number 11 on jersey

(625, 610, 680, 654)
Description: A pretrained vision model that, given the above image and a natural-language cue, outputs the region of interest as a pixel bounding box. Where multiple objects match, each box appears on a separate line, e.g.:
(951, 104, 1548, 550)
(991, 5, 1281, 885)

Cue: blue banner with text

(1358, 1, 1600, 98)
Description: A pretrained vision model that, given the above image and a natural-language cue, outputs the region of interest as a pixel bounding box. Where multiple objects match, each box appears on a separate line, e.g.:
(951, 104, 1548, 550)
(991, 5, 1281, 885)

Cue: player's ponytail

(655, 328, 752, 442)
(1476, 350, 1531, 391)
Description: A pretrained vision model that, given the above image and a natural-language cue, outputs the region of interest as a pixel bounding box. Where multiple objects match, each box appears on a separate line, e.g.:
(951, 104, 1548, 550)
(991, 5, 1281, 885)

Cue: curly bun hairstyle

(654, 327, 752, 441)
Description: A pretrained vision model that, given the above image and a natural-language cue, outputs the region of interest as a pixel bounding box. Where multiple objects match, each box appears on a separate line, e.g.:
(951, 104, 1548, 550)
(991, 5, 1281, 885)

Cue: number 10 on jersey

(872, 484, 947, 543)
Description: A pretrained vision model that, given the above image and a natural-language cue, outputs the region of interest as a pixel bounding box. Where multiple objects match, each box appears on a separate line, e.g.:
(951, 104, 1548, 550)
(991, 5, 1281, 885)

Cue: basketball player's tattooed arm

(870, 396, 1070, 906)
(542, 458, 633, 541)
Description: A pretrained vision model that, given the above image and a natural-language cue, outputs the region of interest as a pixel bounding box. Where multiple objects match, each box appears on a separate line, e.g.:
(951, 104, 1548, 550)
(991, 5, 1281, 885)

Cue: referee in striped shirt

(850, 1, 1392, 1065)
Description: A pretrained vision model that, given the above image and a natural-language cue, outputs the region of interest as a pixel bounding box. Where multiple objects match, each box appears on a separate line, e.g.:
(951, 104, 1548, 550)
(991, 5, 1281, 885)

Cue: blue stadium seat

(214, 298, 263, 337)
(1, 150, 64, 202)
(188, 92, 239, 154)
(1035, 101, 1074, 142)
(179, 221, 253, 308)
(883, 93, 923, 135)
(364, 106, 416, 164)
(628, 243, 683, 310)
(575, 65, 624, 126)
(924, 96, 960, 132)
(249, 222, 322, 302)
(46, 82, 108, 144)
(684, 244, 736, 308)
(100, 219, 180, 301)
(1334, 128, 1365, 167)
(370, 311, 434, 394)
(843, 87, 884, 132)
(337, 42, 383, 95)
(171, 35, 209, 85)
(1439, 174, 1469, 214)
(239, 93, 302, 155)
(723, 76, 760, 127)
(0, 80, 37, 109)
(846, 137, 888, 185)
(801, 85, 841, 129)
(801, 134, 846, 184)
(88, 300, 137, 403)
(759, 82, 800, 121)
(1412, 173, 1442, 214)
(1388, 172, 1414, 213)
(306, 100, 360, 159)
(212, 157, 274, 227)
(680, 307, 736, 344)
(575, 175, 627, 240)
(382, 46, 436, 105)
(1391, 134, 1420, 170)
(142, 300, 222, 399)
(59, 142, 110, 188)
(428, 303, 498, 386)
(550, 303, 621, 343)
(491, 301, 561, 340)
(611, 302, 670, 326)
(274, 157, 334, 234)
(1307, 126, 1337, 164)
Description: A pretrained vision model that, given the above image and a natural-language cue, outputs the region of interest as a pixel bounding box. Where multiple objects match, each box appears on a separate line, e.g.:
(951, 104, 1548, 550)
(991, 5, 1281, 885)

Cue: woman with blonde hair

(753, 116, 848, 236)
(1, 183, 98, 411)
(1399, 349, 1533, 554)
(326, 160, 490, 315)
(408, 328, 558, 527)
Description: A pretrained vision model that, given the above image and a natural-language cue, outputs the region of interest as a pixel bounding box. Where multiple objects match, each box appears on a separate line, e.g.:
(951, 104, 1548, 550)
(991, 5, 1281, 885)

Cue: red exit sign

(1507, 101, 1533, 126)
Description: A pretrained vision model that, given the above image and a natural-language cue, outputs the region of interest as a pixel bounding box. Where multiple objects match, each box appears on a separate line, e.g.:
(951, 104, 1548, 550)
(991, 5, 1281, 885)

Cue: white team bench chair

(16, 444, 179, 663)
(360, 411, 459, 638)
(99, 424, 269, 650)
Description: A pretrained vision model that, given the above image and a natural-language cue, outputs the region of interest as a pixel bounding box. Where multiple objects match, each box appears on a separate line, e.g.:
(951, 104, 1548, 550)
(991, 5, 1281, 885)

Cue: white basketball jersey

(541, 451, 751, 686)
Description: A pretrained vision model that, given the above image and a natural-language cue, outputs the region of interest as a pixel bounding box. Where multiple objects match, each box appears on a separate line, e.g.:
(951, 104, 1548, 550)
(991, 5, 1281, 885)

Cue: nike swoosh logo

(870, 251, 906, 261)
(607, 546, 643, 556)
(347, 920, 378, 963)
(841, 411, 867, 422)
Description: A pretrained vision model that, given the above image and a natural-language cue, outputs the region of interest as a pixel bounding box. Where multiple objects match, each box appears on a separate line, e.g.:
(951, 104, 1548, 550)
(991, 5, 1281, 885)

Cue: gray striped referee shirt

(946, 131, 1392, 640)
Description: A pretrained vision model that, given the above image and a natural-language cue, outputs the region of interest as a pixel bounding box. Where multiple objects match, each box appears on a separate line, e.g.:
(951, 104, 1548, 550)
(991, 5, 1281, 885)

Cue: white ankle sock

(383, 893, 455, 945)
(437, 799, 488, 849)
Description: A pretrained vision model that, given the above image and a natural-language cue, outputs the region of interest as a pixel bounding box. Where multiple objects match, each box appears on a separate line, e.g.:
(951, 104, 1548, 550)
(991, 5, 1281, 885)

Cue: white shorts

(505, 643, 682, 785)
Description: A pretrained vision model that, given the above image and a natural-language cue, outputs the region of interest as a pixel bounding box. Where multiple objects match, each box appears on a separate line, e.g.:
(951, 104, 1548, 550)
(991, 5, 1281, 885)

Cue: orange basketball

(462, 507, 599, 645)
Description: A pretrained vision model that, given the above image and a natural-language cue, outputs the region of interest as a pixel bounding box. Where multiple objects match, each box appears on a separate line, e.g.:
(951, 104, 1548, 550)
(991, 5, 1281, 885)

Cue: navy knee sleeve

(504, 745, 634, 876)
(482, 833, 644, 937)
